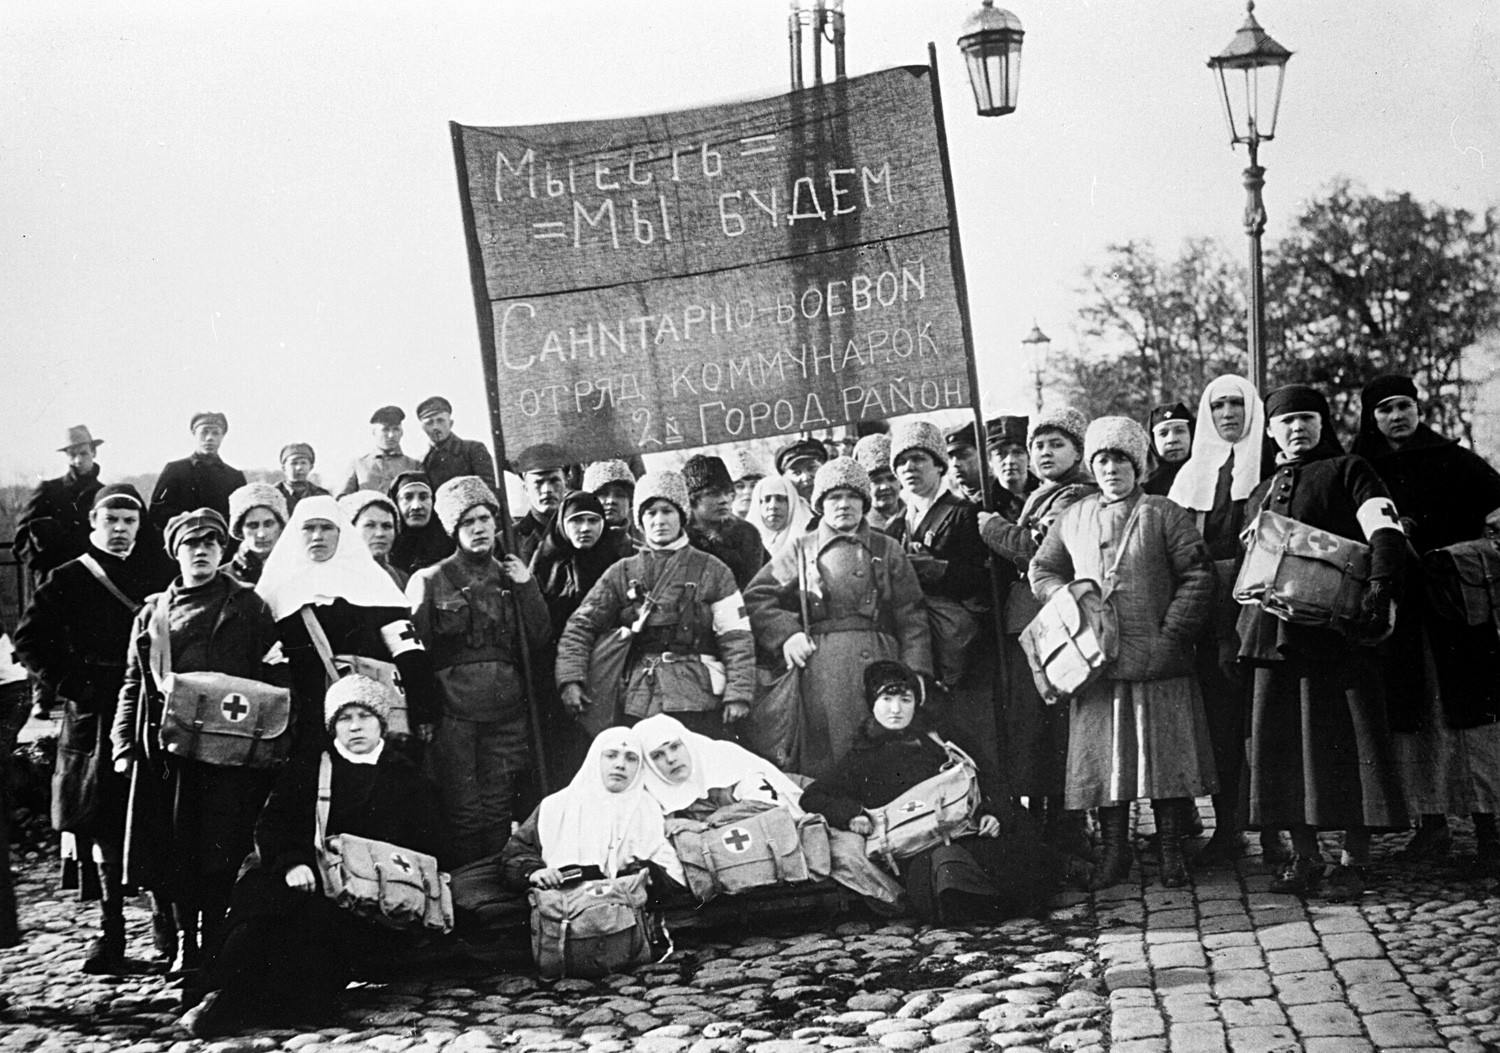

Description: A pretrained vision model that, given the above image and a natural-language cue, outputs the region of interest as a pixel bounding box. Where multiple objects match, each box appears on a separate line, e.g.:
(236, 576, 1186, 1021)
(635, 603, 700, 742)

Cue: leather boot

(81, 916, 127, 975)
(1156, 799, 1190, 888)
(1090, 806, 1132, 891)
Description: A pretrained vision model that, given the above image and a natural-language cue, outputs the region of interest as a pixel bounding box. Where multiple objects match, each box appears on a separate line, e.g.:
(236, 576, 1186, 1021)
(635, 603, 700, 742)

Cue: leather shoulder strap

(147, 595, 172, 689)
(300, 606, 341, 684)
(78, 554, 143, 613)
(315, 753, 332, 862)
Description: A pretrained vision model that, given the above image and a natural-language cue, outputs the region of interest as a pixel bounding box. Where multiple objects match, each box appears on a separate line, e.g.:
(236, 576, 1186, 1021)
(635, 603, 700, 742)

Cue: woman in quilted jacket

(1030, 417, 1217, 891)
(178, 675, 445, 1038)
(801, 660, 1053, 923)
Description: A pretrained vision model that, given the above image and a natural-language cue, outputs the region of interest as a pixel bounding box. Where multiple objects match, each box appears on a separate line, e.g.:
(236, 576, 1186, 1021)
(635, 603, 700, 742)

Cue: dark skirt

(1247, 660, 1407, 830)
(998, 634, 1069, 800)
(901, 816, 1054, 924)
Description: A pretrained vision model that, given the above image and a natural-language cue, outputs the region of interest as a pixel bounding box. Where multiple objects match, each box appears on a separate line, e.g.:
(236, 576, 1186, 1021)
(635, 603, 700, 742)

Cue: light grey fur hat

(1029, 407, 1089, 452)
(1084, 416, 1151, 477)
(324, 673, 393, 734)
(852, 433, 893, 477)
(435, 475, 500, 536)
(582, 459, 635, 493)
(227, 483, 288, 538)
(633, 470, 690, 523)
(811, 456, 873, 510)
(888, 420, 948, 471)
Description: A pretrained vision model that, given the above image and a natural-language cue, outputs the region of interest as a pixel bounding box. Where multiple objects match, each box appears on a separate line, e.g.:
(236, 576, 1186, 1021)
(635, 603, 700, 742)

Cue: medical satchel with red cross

(1233, 509, 1374, 637)
(864, 737, 980, 871)
(667, 799, 822, 902)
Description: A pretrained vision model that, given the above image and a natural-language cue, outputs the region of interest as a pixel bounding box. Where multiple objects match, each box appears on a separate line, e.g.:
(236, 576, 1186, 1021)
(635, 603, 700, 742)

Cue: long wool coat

(1031, 489, 1217, 808)
(744, 522, 932, 778)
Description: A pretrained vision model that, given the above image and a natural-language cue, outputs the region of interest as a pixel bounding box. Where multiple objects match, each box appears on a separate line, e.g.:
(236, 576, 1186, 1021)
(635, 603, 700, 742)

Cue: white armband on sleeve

(711, 591, 751, 635)
(1356, 497, 1404, 540)
(381, 619, 425, 656)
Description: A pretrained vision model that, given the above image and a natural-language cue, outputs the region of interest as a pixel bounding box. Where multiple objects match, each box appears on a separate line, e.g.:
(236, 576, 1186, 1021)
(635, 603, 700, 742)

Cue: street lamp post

(1208, 1, 1291, 395)
(1021, 322, 1051, 414)
(958, 0, 1025, 117)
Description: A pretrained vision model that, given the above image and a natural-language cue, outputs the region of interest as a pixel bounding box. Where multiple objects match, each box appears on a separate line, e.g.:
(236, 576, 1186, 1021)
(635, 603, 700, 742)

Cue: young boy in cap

(682, 453, 768, 590)
(340, 406, 421, 498)
(407, 476, 551, 865)
(416, 396, 497, 490)
(148, 412, 248, 532)
(276, 442, 329, 514)
(510, 442, 573, 563)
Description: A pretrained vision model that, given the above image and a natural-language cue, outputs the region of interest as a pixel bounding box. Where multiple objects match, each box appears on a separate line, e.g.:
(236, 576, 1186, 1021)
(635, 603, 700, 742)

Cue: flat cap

(370, 405, 405, 426)
(775, 438, 828, 475)
(190, 411, 228, 432)
(510, 442, 573, 474)
(416, 396, 453, 419)
(279, 442, 316, 464)
(164, 508, 229, 555)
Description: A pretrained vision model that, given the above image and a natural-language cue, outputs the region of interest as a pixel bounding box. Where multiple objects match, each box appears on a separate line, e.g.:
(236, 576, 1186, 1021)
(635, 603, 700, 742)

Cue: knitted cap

(92, 483, 145, 512)
(852, 433, 893, 477)
(1029, 407, 1088, 452)
(228, 483, 289, 537)
(864, 659, 920, 708)
(279, 442, 315, 465)
(164, 508, 229, 555)
(435, 475, 500, 536)
(725, 447, 766, 483)
(633, 470, 690, 523)
(338, 489, 397, 526)
(582, 459, 635, 494)
(889, 420, 947, 471)
(811, 456, 872, 510)
(681, 454, 733, 496)
(1084, 416, 1151, 476)
(190, 411, 228, 433)
(324, 674, 393, 734)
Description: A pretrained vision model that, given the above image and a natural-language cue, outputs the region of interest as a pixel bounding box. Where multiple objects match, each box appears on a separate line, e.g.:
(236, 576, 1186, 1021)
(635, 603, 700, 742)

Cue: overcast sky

(4, 1, 1496, 484)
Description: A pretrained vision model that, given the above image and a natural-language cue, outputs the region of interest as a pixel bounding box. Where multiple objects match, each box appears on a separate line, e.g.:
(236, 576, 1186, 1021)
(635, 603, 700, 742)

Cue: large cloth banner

(453, 65, 969, 463)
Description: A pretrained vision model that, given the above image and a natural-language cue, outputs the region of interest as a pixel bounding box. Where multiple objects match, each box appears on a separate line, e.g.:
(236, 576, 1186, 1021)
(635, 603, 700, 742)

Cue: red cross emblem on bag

(1305, 530, 1340, 556)
(390, 853, 413, 874)
(721, 827, 753, 853)
(220, 694, 250, 722)
(900, 800, 925, 814)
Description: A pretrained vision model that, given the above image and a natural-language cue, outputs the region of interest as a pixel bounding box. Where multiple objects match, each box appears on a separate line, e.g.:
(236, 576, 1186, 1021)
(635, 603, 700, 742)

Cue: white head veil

(745, 475, 813, 558)
(536, 726, 683, 882)
(255, 494, 410, 620)
(635, 713, 805, 819)
(1167, 375, 1267, 512)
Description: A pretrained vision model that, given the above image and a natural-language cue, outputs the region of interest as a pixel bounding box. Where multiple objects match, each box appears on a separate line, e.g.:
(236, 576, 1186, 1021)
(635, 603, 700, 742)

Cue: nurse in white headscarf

(256, 495, 437, 749)
(501, 726, 685, 890)
(635, 713, 805, 819)
(745, 475, 813, 559)
(1164, 374, 1269, 866)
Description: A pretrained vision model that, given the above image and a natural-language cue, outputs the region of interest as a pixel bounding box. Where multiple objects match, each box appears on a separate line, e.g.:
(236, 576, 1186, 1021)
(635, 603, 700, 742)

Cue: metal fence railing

(0, 542, 30, 633)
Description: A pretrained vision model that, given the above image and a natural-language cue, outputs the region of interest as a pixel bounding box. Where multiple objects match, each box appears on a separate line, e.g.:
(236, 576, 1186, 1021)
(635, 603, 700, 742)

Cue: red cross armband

(381, 619, 425, 657)
(1356, 498, 1403, 541)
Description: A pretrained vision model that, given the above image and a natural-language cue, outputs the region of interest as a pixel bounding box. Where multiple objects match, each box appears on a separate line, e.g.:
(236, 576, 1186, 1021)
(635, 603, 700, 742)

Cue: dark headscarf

(1264, 384, 1344, 462)
(1350, 374, 1440, 460)
(531, 491, 629, 633)
(1145, 401, 1195, 486)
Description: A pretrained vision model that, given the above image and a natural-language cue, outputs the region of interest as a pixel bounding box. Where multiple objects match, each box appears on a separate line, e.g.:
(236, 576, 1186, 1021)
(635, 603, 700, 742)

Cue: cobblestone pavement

(1, 815, 1497, 1053)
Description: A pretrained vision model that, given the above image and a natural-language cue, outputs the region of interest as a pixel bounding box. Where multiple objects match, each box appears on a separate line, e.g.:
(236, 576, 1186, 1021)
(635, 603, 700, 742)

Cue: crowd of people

(5, 373, 1500, 1035)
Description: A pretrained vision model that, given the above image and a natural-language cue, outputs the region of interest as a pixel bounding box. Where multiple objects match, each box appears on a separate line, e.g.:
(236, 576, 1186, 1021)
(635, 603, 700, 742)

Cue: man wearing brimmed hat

(943, 422, 988, 507)
(985, 415, 1035, 522)
(510, 441, 574, 563)
(416, 396, 497, 491)
(387, 470, 455, 575)
(275, 442, 329, 514)
(339, 406, 421, 498)
(408, 476, 550, 865)
(13, 483, 173, 975)
(148, 412, 248, 533)
(16, 425, 108, 581)
(682, 453, 767, 589)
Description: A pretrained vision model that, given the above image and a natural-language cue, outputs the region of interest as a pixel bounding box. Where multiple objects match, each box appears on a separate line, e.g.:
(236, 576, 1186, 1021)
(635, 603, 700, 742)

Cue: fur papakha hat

(1029, 407, 1088, 453)
(324, 674, 393, 734)
(1084, 416, 1151, 476)
(681, 454, 733, 496)
(338, 489, 397, 527)
(852, 433, 893, 477)
(888, 420, 947, 471)
(228, 483, 289, 537)
(582, 459, 635, 494)
(811, 456, 872, 511)
(633, 470, 690, 524)
(435, 475, 500, 536)
(725, 447, 766, 483)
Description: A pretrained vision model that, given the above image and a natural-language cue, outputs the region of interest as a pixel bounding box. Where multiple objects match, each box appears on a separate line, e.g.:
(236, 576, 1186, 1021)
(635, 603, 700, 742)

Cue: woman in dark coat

(255, 495, 438, 752)
(801, 660, 1054, 923)
(1352, 374, 1500, 870)
(179, 675, 445, 1037)
(1236, 385, 1410, 900)
(111, 509, 282, 974)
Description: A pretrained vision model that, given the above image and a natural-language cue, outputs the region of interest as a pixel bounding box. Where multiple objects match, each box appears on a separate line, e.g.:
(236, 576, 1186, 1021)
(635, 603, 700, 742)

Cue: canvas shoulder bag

(301, 606, 410, 736)
(1018, 497, 1146, 704)
(1233, 509, 1372, 636)
(667, 799, 814, 903)
(314, 753, 453, 933)
(743, 543, 810, 771)
(1422, 537, 1500, 638)
(528, 869, 653, 979)
(864, 735, 981, 872)
(149, 596, 291, 769)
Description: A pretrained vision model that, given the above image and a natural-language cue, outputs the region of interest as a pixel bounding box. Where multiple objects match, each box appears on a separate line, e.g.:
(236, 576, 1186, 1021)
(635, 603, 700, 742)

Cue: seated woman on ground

(501, 726, 685, 899)
(800, 660, 1056, 923)
(179, 675, 445, 1039)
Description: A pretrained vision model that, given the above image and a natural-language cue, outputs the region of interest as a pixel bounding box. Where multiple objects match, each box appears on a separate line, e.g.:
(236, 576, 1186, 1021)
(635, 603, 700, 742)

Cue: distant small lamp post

(959, 0, 1025, 117)
(1208, 1, 1291, 394)
(1021, 322, 1051, 414)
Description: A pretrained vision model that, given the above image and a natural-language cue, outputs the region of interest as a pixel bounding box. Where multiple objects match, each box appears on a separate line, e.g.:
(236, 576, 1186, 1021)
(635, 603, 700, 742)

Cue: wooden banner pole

(450, 121, 552, 793)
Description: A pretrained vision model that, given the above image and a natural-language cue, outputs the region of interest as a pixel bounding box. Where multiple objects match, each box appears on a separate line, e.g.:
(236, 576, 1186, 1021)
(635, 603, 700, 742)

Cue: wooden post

(449, 123, 552, 793)
(0, 681, 29, 947)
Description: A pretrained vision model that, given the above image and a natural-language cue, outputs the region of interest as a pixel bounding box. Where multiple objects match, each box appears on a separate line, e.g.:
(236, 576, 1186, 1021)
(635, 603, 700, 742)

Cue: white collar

(333, 738, 384, 765)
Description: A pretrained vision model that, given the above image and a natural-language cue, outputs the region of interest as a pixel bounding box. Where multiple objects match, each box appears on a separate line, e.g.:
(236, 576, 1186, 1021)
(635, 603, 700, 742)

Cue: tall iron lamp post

(1022, 323, 1051, 413)
(1208, 1, 1291, 394)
